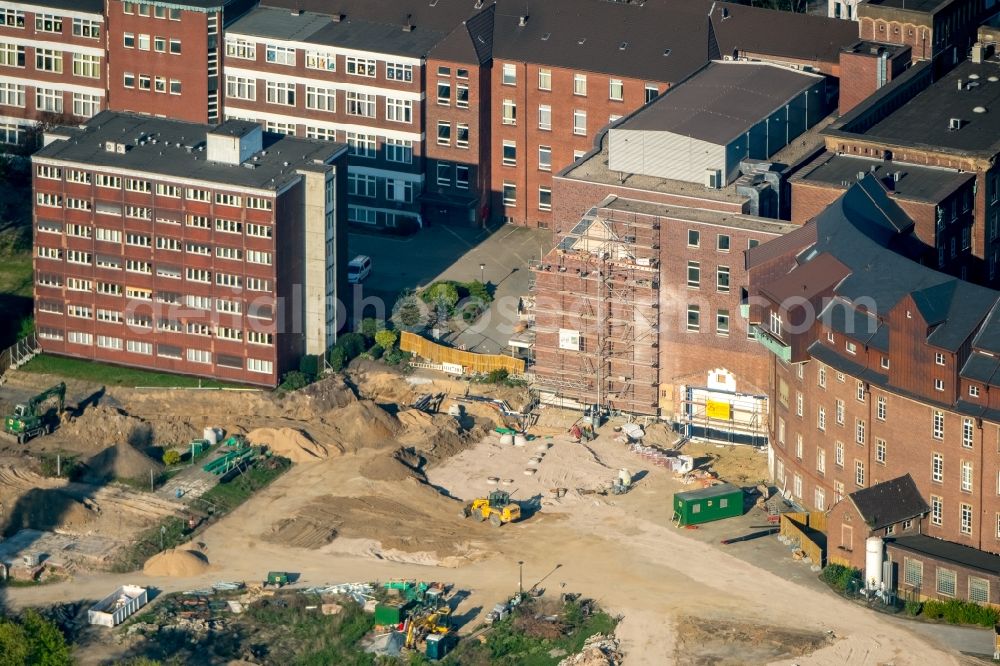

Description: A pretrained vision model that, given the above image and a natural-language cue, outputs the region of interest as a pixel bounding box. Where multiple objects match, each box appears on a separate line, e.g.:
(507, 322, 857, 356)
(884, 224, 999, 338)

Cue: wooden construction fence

(779, 511, 827, 566)
(400, 331, 525, 375)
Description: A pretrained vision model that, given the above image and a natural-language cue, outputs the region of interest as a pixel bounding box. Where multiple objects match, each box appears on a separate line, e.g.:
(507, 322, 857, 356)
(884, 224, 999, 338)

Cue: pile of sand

(247, 427, 331, 462)
(143, 548, 210, 577)
(81, 443, 164, 483)
(396, 409, 434, 430)
(0, 488, 95, 537)
(359, 451, 423, 482)
(325, 401, 400, 452)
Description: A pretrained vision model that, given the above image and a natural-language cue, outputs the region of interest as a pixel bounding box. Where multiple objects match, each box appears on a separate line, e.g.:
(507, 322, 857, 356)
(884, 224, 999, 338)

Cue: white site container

(203, 427, 218, 445)
(88, 585, 148, 627)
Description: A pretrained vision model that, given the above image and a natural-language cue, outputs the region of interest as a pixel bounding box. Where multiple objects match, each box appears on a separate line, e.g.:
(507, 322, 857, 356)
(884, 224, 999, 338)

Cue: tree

(16, 316, 33, 341)
(427, 282, 459, 310)
(0, 620, 29, 666)
(374, 329, 398, 350)
(327, 347, 347, 372)
(162, 449, 181, 466)
(393, 291, 425, 331)
(280, 370, 312, 391)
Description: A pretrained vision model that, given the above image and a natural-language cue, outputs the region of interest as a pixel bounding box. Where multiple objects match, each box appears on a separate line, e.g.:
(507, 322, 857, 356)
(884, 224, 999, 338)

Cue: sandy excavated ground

(0, 366, 969, 665)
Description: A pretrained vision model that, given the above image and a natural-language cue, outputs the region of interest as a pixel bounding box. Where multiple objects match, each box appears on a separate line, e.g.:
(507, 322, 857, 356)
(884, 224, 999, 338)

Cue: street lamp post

(480, 262, 486, 285)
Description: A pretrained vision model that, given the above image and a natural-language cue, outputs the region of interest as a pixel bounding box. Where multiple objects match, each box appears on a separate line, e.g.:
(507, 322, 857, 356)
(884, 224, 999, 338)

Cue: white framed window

(931, 495, 943, 525)
(933, 410, 944, 439)
(876, 395, 886, 421)
(348, 173, 376, 198)
(609, 79, 623, 101)
(436, 121, 451, 146)
(437, 80, 450, 105)
(502, 181, 516, 206)
(934, 378, 945, 391)
(573, 73, 587, 96)
(35, 14, 62, 33)
(35, 48, 62, 73)
(538, 187, 551, 212)
(936, 352, 945, 365)
(246, 250, 272, 265)
(265, 44, 295, 66)
(717, 266, 730, 293)
(72, 93, 100, 118)
(817, 447, 826, 474)
(970, 385, 981, 398)
(386, 98, 412, 123)
(248, 358, 273, 374)
(875, 438, 886, 464)
(266, 81, 295, 106)
(305, 50, 335, 71)
(126, 339, 152, 355)
(817, 406, 826, 431)
(187, 349, 212, 364)
(962, 461, 973, 492)
(226, 76, 255, 101)
(856, 418, 865, 445)
(963, 418, 974, 448)
(502, 63, 516, 85)
(687, 261, 700, 288)
(538, 105, 551, 130)
(95, 227, 121, 242)
(932, 452, 944, 483)
(347, 132, 376, 158)
(502, 99, 516, 125)
(687, 305, 700, 332)
(36, 88, 63, 113)
(346, 91, 375, 117)
(386, 138, 413, 164)
(502, 140, 516, 166)
(72, 54, 100, 79)
(345, 56, 376, 77)
(970, 577, 989, 604)
(97, 335, 122, 350)
(456, 166, 469, 190)
(538, 68, 551, 90)
(855, 460, 865, 487)
(137, 34, 150, 51)
(67, 331, 92, 346)
(456, 83, 469, 108)
(538, 145, 551, 171)
(73, 18, 100, 38)
(573, 109, 587, 135)
(170, 39, 181, 55)
(0, 43, 24, 68)
(0, 82, 24, 107)
(386, 179, 413, 204)
(246, 223, 272, 239)
(305, 86, 335, 112)
(961, 505, 973, 535)
(386, 61, 412, 81)
(226, 38, 255, 60)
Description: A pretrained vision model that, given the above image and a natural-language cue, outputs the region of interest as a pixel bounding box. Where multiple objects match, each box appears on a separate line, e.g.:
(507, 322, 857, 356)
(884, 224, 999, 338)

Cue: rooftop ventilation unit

(518, 14, 528, 26)
(949, 117, 963, 130)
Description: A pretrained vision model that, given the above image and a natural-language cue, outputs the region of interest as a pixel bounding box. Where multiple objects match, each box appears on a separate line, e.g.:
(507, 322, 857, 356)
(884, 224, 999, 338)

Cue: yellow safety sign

(706, 399, 731, 420)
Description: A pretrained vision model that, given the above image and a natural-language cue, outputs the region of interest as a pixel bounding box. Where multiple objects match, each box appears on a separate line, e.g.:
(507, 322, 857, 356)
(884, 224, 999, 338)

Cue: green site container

(672, 483, 744, 527)
(266, 571, 289, 585)
(425, 633, 455, 660)
(374, 600, 412, 626)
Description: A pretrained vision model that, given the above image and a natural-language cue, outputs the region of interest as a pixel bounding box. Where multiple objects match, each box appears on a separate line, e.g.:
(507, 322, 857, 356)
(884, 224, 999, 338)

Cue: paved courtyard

(348, 223, 550, 354)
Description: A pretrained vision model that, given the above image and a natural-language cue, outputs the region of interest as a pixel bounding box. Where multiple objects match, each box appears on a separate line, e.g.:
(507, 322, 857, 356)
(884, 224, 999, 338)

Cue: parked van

(347, 255, 372, 284)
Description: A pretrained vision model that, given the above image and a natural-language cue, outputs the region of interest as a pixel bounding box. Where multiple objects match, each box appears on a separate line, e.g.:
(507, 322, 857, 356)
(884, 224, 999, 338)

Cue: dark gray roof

(675, 482, 742, 501)
(859, 60, 1000, 157)
(211, 119, 259, 138)
(34, 111, 346, 193)
(960, 352, 1000, 386)
(862, 0, 946, 13)
(891, 534, 1000, 575)
(848, 474, 929, 531)
(808, 341, 888, 386)
(429, 4, 495, 65)
(710, 2, 860, 67)
(261, 0, 479, 34)
(229, 6, 447, 57)
(614, 62, 820, 145)
(24, 0, 103, 12)
(795, 153, 974, 204)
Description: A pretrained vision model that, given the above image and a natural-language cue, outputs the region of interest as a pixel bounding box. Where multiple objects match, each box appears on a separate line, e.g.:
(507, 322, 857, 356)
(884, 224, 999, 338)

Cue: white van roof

(348, 255, 370, 267)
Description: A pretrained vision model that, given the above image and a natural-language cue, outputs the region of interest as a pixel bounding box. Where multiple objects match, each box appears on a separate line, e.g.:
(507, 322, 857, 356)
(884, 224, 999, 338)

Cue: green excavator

(3, 382, 66, 444)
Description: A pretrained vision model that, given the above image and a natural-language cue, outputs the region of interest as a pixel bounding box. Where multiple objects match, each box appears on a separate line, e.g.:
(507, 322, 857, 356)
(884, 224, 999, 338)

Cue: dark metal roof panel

(848, 474, 929, 531)
(891, 534, 1000, 575)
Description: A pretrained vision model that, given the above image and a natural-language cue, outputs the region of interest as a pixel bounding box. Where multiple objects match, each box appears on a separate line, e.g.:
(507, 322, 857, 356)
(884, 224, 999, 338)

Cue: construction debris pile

(558, 633, 624, 666)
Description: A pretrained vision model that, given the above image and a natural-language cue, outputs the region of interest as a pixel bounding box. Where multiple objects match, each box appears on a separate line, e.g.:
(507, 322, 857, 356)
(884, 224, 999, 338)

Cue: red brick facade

(839, 42, 911, 115)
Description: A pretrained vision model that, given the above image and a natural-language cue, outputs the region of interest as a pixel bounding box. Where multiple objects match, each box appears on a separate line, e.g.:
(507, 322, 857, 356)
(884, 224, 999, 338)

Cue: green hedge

(819, 564, 862, 592)
(920, 599, 999, 627)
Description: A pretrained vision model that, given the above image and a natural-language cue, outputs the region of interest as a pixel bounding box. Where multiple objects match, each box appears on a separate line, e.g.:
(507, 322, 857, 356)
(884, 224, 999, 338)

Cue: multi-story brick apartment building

(0, 0, 106, 145)
(824, 55, 1000, 287)
(857, 0, 994, 63)
(529, 62, 828, 431)
(747, 174, 1000, 555)
(31, 111, 348, 386)
(106, 0, 255, 125)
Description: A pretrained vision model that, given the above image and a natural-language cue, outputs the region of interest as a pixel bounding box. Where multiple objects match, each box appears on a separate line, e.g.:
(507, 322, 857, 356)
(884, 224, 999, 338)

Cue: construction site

(0, 355, 974, 665)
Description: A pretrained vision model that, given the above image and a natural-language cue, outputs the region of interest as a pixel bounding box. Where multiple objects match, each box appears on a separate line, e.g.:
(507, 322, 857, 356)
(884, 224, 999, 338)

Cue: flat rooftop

(559, 133, 748, 206)
(35, 111, 346, 193)
(794, 153, 974, 202)
(23, 0, 103, 11)
(232, 5, 448, 58)
(858, 59, 1000, 156)
(842, 40, 910, 57)
(602, 197, 799, 236)
(616, 62, 821, 145)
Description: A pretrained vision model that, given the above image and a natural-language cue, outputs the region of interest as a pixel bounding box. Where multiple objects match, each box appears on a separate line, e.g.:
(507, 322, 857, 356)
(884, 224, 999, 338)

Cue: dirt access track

(0, 364, 965, 665)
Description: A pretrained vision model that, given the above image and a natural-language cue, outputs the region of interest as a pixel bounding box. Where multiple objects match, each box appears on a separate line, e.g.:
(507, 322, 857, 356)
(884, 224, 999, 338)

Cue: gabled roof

(760, 252, 850, 305)
(848, 474, 929, 531)
(430, 4, 496, 65)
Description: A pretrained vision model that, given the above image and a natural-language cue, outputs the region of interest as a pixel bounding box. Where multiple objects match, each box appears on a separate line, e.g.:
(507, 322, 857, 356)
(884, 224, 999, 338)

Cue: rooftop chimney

(519, 14, 529, 26)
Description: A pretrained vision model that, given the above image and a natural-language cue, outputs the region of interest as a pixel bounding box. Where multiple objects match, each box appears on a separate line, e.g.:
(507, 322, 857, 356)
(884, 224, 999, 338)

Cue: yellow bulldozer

(462, 490, 521, 527)
(403, 606, 451, 651)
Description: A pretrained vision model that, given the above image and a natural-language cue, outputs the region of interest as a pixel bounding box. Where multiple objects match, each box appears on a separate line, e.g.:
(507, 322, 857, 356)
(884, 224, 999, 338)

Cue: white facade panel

(608, 128, 726, 185)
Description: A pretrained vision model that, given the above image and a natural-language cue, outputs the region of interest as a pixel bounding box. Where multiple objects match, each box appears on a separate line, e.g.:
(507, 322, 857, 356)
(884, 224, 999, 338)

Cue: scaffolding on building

(531, 205, 661, 415)
(679, 384, 769, 446)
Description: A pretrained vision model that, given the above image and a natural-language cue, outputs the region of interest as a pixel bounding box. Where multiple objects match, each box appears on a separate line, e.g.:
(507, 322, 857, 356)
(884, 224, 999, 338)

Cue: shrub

(358, 317, 382, 341)
(335, 332, 367, 362)
(392, 290, 425, 331)
(327, 347, 346, 372)
(280, 370, 312, 391)
(467, 279, 491, 303)
(486, 368, 509, 384)
(819, 564, 862, 592)
(920, 599, 999, 627)
(422, 282, 460, 310)
(368, 344, 384, 360)
(162, 450, 181, 466)
(374, 329, 398, 350)
(299, 354, 321, 379)
(904, 600, 923, 616)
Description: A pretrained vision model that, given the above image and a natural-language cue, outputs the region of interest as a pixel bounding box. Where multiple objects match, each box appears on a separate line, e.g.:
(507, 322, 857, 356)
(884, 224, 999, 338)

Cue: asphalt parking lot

(347, 223, 550, 353)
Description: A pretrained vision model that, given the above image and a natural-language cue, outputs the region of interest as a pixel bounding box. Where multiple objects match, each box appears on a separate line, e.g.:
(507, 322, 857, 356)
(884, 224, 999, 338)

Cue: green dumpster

(672, 483, 744, 526)
(266, 571, 289, 586)
(374, 600, 413, 626)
